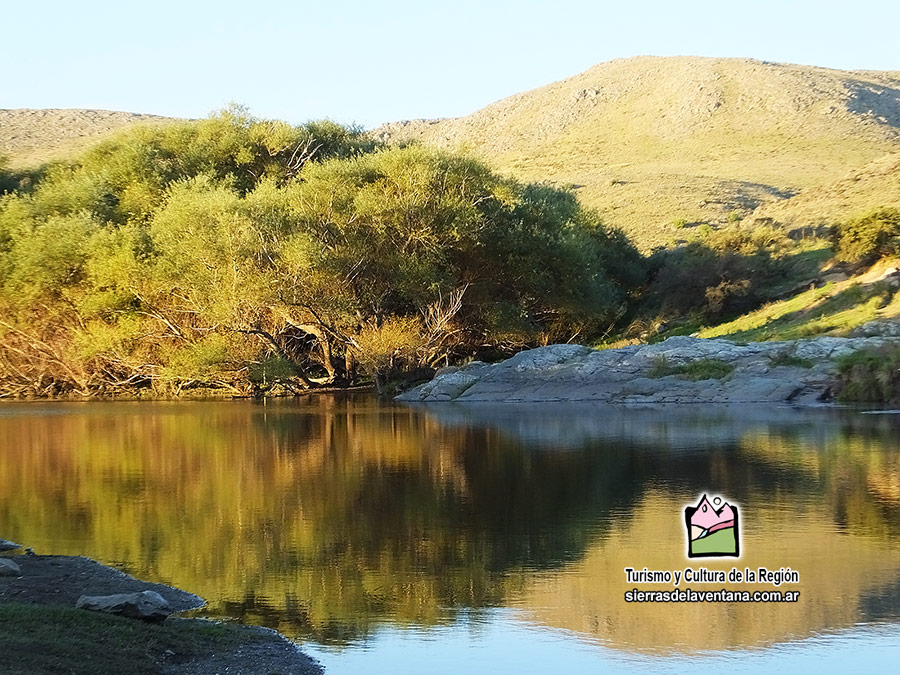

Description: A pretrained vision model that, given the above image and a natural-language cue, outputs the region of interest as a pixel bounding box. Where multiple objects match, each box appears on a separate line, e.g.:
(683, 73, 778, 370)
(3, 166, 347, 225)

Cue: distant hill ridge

(375, 56, 900, 247)
(4, 57, 900, 249)
(0, 108, 178, 168)
(377, 56, 900, 148)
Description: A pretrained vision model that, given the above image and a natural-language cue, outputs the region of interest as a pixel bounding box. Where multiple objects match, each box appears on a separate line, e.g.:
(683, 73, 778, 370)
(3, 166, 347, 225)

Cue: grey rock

(398, 336, 900, 404)
(0, 558, 22, 576)
(396, 361, 490, 402)
(76, 590, 172, 621)
(852, 320, 900, 337)
(503, 344, 593, 371)
(0, 539, 22, 552)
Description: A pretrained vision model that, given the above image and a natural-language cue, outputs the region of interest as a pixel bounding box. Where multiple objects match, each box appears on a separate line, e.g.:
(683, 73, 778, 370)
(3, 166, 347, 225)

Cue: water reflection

(0, 398, 898, 654)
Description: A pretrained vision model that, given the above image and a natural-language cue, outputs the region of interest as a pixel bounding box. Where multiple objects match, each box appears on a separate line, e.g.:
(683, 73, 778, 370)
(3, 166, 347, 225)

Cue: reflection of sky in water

(304, 610, 900, 675)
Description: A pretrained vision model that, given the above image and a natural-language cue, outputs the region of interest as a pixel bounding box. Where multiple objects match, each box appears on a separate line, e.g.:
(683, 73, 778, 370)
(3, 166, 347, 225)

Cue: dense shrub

(642, 224, 792, 322)
(0, 112, 644, 397)
(833, 208, 900, 263)
(836, 344, 900, 403)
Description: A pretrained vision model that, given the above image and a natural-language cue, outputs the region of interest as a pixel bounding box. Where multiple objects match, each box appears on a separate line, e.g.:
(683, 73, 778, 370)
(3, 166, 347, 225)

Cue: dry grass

(0, 108, 180, 168)
(374, 56, 900, 250)
(752, 152, 900, 233)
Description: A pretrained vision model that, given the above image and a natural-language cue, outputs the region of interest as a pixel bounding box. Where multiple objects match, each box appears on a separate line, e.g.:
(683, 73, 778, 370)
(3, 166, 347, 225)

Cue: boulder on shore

(76, 590, 172, 622)
(0, 539, 22, 552)
(0, 558, 22, 577)
(396, 335, 898, 404)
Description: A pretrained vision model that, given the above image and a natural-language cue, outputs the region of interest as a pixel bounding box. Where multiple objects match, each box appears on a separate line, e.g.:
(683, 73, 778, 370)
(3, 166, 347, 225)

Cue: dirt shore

(0, 552, 322, 675)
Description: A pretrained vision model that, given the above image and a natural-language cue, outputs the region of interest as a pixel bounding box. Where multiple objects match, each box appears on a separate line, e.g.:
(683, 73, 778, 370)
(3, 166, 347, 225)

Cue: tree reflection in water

(0, 397, 898, 650)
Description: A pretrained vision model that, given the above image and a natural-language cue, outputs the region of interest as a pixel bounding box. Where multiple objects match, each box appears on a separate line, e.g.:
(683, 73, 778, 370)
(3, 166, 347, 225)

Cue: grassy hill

(750, 151, 900, 232)
(0, 108, 178, 168)
(695, 258, 900, 343)
(375, 56, 900, 249)
(7, 59, 898, 250)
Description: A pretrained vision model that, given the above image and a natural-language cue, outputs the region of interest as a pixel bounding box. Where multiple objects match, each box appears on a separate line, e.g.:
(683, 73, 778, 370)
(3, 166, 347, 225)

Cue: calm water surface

(1, 396, 899, 673)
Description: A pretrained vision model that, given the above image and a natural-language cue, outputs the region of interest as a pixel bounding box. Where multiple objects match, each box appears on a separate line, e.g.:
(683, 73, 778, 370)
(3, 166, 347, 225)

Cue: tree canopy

(0, 110, 644, 397)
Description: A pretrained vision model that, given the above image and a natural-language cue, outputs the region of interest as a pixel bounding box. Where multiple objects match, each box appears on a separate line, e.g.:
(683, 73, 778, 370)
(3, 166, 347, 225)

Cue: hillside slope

(751, 151, 900, 231)
(0, 108, 178, 168)
(695, 257, 900, 343)
(375, 56, 900, 248)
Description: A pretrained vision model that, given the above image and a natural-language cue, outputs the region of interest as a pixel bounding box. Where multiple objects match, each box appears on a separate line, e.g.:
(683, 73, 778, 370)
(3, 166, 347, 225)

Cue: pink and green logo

(685, 494, 740, 558)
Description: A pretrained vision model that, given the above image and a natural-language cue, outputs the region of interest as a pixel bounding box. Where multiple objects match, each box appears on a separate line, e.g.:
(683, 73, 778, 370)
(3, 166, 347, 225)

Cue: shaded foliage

(833, 207, 900, 263)
(837, 343, 900, 403)
(642, 224, 794, 322)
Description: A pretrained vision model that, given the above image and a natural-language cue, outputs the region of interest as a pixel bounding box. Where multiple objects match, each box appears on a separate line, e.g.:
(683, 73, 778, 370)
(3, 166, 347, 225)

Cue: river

(1, 396, 898, 673)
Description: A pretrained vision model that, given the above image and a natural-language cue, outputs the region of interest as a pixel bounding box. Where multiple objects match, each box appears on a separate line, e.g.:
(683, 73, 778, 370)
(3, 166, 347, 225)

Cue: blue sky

(3, 0, 898, 128)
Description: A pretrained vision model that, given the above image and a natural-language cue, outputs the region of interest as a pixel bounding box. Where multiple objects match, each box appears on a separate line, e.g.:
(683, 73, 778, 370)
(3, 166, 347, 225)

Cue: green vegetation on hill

(696, 274, 900, 343)
(689, 208, 900, 344)
(604, 209, 900, 352)
(0, 108, 643, 398)
(642, 224, 821, 320)
(836, 343, 900, 402)
(833, 208, 900, 262)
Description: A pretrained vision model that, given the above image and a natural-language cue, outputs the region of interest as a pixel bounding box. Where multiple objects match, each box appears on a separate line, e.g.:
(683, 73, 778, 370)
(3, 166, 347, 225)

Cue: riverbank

(0, 384, 376, 403)
(396, 334, 900, 404)
(0, 549, 321, 675)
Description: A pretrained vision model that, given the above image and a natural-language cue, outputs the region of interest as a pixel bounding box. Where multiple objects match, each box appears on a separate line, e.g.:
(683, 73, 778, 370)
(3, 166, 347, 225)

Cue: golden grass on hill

(0, 108, 180, 168)
(751, 152, 900, 232)
(375, 56, 900, 249)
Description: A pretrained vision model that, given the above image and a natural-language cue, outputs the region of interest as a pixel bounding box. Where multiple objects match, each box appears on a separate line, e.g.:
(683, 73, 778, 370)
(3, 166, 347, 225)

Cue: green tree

(0, 114, 644, 397)
(834, 208, 900, 262)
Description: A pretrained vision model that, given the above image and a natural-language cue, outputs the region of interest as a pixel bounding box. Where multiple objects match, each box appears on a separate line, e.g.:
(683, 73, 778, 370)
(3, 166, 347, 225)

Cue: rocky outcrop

(76, 590, 172, 622)
(852, 319, 900, 337)
(0, 539, 22, 552)
(397, 336, 897, 404)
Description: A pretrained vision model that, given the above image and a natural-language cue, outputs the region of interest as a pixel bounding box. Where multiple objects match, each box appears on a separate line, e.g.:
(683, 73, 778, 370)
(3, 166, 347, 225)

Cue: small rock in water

(0, 539, 22, 552)
(76, 590, 172, 622)
(0, 558, 22, 576)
